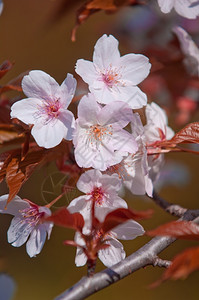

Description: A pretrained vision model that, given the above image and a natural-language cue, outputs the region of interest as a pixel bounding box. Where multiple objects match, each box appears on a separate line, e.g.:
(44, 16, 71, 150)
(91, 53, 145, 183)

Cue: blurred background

(0, 0, 199, 299)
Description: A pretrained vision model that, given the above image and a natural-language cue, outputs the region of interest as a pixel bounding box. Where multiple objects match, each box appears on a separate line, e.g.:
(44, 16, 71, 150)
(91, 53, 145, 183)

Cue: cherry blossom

(75, 34, 151, 109)
(10, 70, 76, 149)
(173, 26, 199, 77)
(0, 195, 53, 257)
(73, 93, 138, 170)
(108, 103, 174, 196)
(108, 113, 153, 197)
(144, 102, 174, 145)
(157, 0, 199, 19)
(74, 212, 144, 268)
(68, 169, 128, 217)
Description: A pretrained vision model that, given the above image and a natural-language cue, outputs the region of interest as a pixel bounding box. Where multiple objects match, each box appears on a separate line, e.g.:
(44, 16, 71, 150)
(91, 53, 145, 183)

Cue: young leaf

(147, 221, 199, 241)
(169, 122, 199, 145)
(45, 208, 84, 232)
(102, 208, 153, 234)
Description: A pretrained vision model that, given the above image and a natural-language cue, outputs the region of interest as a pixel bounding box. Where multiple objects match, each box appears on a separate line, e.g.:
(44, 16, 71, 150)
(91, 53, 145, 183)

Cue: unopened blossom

(11, 70, 76, 149)
(108, 103, 174, 196)
(76, 34, 151, 109)
(108, 114, 153, 197)
(173, 26, 199, 77)
(0, 195, 53, 257)
(68, 169, 128, 217)
(73, 93, 138, 171)
(157, 0, 199, 19)
(74, 211, 144, 268)
(144, 102, 174, 145)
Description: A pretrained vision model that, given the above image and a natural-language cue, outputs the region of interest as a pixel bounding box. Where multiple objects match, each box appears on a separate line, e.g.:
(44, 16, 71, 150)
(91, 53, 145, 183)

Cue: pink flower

(144, 102, 174, 145)
(74, 214, 144, 268)
(76, 34, 151, 109)
(73, 93, 138, 171)
(11, 70, 76, 149)
(173, 26, 199, 77)
(157, 0, 199, 19)
(68, 169, 127, 217)
(0, 195, 53, 257)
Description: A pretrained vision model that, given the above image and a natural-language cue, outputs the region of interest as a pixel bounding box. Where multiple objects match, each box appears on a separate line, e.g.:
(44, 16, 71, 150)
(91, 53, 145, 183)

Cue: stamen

(87, 124, 113, 147)
(19, 206, 44, 227)
(90, 187, 104, 206)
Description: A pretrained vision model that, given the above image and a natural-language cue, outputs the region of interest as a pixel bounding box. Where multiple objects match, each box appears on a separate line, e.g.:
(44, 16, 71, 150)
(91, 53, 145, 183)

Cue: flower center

(100, 65, 123, 88)
(91, 187, 104, 206)
(87, 124, 113, 147)
(44, 99, 60, 118)
(20, 206, 44, 227)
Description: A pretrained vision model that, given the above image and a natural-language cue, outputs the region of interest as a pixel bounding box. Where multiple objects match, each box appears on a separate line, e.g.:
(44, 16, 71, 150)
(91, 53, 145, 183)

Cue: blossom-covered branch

(54, 207, 199, 300)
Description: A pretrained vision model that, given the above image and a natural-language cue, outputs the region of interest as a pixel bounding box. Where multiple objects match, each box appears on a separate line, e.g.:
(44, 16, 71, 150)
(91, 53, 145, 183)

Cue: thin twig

(149, 191, 187, 217)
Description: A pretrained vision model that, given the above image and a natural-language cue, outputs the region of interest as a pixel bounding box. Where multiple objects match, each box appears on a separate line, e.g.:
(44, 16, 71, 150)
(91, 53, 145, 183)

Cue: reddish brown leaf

(151, 246, 199, 287)
(170, 122, 199, 145)
(102, 208, 153, 234)
(0, 60, 13, 79)
(46, 208, 84, 232)
(5, 149, 45, 205)
(147, 221, 199, 241)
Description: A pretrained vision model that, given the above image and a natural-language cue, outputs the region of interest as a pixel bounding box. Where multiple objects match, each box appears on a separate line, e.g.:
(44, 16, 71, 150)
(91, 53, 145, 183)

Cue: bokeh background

(0, 1, 199, 299)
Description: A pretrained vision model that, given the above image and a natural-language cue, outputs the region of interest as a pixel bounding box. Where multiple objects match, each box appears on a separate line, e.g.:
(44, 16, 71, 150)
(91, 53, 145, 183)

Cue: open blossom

(73, 93, 138, 171)
(0, 195, 53, 257)
(74, 213, 144, 268)
(68, 169, 128, 217)
(173, 26, 199, 77)
(157, 0, 199, 19)
(11, 70, 76, 149)
(76, 34, 151, 109)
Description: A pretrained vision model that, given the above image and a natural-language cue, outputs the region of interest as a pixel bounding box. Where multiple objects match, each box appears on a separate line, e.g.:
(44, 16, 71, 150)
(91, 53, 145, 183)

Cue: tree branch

(149, 190, 187, 217)
(54, 209, 199, 300)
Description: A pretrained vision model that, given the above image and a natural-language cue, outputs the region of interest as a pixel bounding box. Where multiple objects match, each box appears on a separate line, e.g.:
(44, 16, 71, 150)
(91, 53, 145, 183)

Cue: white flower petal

(58, 73, 77, 107)
(98, 239, 125, 267)
(0, 195, 29, 216)
(112, 220, 144, 240)
(67, 195, 90, 214)
(120, 53, 151, 85)
(78, 94, 101, 126)
(26, 225, 47, 257)
(22, 70, 59, 99)
(157, 0, 174, 13)
(77, 169, 102, 193)
(75, 59, 98, 85)
(98, 101, 133, 129)
(93, 34, 120, 69)
(7, 217, 32, 246)
(31, 118, 68, 148)
(10, 98, 43, 125)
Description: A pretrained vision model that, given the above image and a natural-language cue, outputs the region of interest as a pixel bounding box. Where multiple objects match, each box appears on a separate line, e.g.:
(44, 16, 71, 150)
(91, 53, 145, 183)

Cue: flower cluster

(1, 34, 175, 268)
